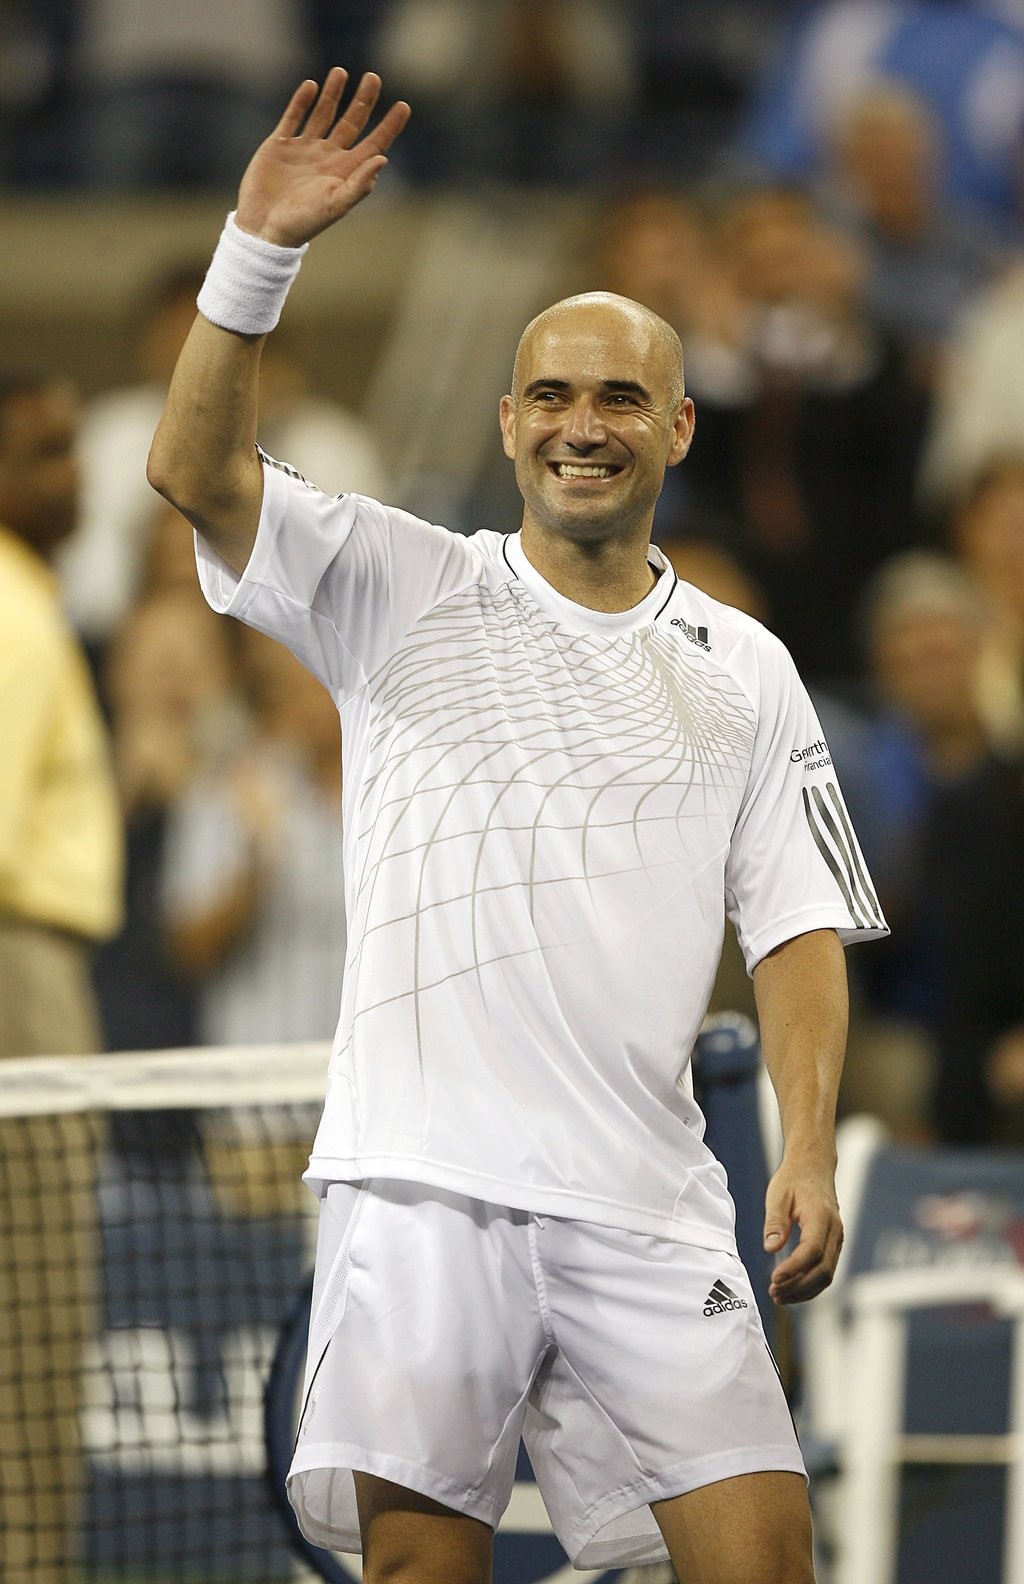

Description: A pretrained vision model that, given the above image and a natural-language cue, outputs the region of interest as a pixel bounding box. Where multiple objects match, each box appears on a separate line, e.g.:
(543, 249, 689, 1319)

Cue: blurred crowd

(4, 0, 1024, 1152)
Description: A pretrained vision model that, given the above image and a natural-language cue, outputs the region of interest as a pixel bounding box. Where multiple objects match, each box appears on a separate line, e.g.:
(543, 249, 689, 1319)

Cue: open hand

(235, 68, 411, 248)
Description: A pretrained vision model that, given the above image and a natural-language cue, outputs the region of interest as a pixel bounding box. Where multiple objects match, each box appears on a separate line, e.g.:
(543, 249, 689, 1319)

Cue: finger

(328, 71, 383, 147)
(272, 79, 320, 139)
(339, 153, 392, 208)
(763, 1212, 791, 1255)
(361, 98, 413, 158)
(772, 1267, 834, 1305)
(769, 1220, 842, 1304)
(303, 66, 350, 139)
(771, 1234, 840, 1302)
(770, 1240, 824, 1291)
(769, 1206, 829, 1277)
(763, 1184, 794, 1255)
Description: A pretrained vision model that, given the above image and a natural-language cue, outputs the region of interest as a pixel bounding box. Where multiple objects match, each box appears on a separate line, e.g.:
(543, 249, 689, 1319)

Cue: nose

(562, 395, 607, 451)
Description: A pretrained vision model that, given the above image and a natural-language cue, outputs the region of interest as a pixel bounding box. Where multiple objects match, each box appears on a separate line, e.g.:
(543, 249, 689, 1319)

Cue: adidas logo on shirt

(703, 1279, 749, 1317)
(670, 617, 711, 651)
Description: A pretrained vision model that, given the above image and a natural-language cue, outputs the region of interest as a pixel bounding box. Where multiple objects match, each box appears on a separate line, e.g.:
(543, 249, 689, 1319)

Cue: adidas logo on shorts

(703, 1279, 749, 1317)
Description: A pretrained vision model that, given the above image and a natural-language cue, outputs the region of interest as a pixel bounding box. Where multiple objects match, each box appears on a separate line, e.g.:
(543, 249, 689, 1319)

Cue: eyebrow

(522, 378, 653, 401)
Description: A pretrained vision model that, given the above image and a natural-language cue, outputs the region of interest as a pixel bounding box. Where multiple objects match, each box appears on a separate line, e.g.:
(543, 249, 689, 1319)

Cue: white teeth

(556, 464, 614, 479)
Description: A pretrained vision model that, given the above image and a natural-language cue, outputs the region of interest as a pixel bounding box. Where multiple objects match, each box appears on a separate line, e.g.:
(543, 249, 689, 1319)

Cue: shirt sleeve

(194, 453, 480, 703)
(724, 627, 889, 973)
(0, 633, 60, 885)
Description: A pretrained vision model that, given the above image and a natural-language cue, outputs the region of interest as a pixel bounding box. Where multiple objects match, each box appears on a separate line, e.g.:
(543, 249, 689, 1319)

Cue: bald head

(499, 289, 695, 555)
(511, 293, 685, 409)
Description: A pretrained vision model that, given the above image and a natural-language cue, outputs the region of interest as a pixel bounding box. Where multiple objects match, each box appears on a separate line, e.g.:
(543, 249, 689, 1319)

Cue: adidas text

(670, 618, 711, 651)
(703, 1279, 748, 1317)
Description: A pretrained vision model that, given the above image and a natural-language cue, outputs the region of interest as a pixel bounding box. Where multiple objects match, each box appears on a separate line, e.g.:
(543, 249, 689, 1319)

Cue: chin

(544, 507, 640, 545)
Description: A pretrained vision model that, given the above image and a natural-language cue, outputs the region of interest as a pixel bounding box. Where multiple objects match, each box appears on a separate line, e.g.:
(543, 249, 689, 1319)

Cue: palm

(236, 69, 410, 248)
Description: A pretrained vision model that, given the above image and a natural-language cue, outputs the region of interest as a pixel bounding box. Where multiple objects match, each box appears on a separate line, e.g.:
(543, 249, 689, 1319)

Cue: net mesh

(0, 1044, 330, 1584)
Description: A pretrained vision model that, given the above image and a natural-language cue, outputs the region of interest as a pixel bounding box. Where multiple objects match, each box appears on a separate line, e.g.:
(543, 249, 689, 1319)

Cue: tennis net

(0, 1042, 330, 1584)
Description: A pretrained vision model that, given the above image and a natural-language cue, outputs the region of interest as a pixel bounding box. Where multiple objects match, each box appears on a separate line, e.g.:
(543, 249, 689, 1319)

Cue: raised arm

(752, 926, 849, 1305)
(147, 70, 410, 573)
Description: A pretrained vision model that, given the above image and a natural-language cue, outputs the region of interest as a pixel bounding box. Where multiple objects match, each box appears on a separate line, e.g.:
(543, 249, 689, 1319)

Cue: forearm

(147, 314, 266, 575)
(752, 927, 849, 1303)
(753, 927, 847, 1161)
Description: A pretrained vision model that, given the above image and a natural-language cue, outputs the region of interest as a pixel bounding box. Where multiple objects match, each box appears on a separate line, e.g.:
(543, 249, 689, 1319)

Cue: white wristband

(196, 212, 308, 335)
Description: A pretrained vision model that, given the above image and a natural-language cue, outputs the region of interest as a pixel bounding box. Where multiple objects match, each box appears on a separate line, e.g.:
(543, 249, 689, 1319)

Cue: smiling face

(499, 294, 694, 554)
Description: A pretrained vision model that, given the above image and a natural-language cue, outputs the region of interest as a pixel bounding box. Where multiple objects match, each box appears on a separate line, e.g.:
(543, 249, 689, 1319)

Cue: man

(149, 70, 887, 1584)
(0, 374, 123, 1583)
(0, 374, 123, 1054)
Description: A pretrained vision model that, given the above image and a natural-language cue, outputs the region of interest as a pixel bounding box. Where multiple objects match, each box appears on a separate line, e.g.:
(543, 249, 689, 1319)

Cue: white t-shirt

(196, 456, 887, 1250)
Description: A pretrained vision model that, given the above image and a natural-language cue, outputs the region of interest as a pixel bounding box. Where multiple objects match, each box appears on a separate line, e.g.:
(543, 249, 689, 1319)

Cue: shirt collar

(502, 532, 677, 635)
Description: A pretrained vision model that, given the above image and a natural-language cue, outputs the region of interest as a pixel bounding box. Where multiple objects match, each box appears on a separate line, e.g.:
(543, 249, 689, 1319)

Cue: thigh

(354, 1472, 493, 1584)
(652, 1469, 815, 1584)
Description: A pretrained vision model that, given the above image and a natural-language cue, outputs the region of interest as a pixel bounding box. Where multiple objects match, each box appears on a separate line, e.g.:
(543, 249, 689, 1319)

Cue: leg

(354, 1472, 493, 1584)
(652, 1470, 815, 1584)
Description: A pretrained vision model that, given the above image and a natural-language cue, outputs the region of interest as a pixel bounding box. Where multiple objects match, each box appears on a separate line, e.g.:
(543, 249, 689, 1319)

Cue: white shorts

(287, 1179, 805, 1570)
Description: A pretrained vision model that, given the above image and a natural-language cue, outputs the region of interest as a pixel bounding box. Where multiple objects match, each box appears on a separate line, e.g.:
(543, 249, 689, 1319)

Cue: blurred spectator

(91, 581, 245, 1173)
(852, 549, 1024, 1139)
(69, 0, 310, 189)
(928, 734, 1024, 1145)
(56, 264, 206, 648)
(947, 456, 1024, 751)
(0, 371, 122, 1584)
(920, 263, 1024, 512)
(0, 372, 122, 1056)
(162, 628, 346, 1047)
(738, 0, 1024, 234)
(92, 585, 243, 1056)
(826, 82, 1004, 384)
(592, 187, 748, 403)
(650, 183, 930, 687)
(862, 551, 992, 926)
(373, 0, 636, 185)
(57, 262, 391, 651)
(257, 331, 392, 499)
(593, 188, 712, 325)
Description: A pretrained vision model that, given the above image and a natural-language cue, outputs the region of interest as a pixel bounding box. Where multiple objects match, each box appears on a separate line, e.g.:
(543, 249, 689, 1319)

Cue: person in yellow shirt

(0, 372, 123, 1584)
(0, 373, 123, 1053)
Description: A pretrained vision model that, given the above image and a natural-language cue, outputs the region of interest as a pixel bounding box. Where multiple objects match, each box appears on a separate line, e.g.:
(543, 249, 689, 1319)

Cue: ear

(499, 394, 517, 460)
(667, 396, 695, 468)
